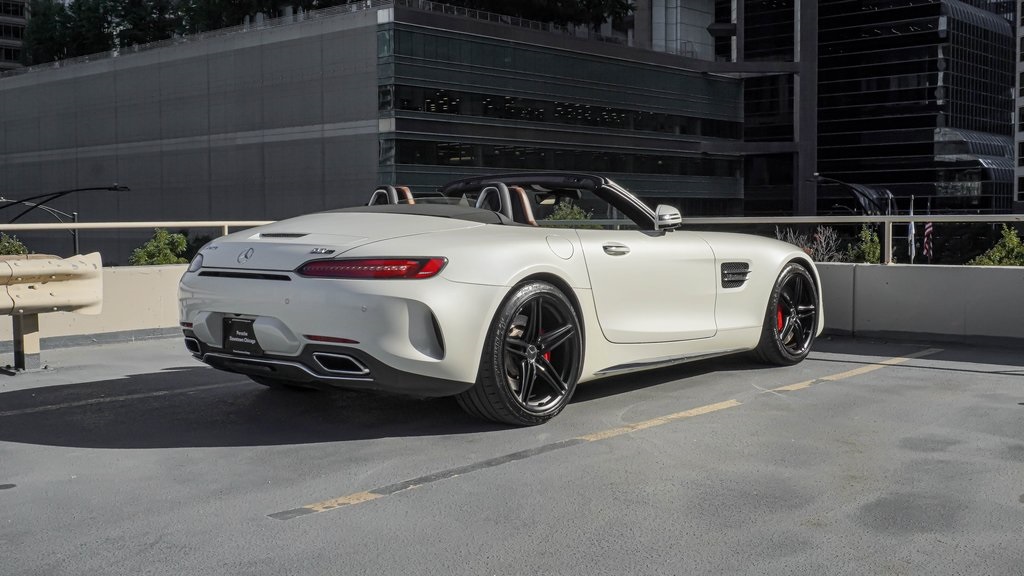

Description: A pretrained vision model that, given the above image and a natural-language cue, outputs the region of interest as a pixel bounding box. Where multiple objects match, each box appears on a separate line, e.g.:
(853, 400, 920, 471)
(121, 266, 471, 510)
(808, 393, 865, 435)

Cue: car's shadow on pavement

(570, 353, 764, 404)
(0, 367, 512, 449)
(0, 353, 766, 449)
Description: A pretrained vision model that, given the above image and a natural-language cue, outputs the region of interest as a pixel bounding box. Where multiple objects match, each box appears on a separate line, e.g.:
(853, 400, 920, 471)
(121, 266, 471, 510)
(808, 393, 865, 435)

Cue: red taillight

(304, 335, 360, 344)
(297, 258, 447, 279)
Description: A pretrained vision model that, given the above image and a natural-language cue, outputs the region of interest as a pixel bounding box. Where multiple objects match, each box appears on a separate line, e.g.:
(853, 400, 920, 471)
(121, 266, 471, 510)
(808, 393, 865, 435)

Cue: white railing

(547, 214, 1024, 264)
(1, 214, 1022, 265)
(0, 221, 272, 237)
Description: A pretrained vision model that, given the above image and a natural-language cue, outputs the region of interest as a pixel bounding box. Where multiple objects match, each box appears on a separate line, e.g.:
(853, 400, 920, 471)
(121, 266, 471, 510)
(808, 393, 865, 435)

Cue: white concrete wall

(0, 264, 186, 346)
(2, 263, 1022, 350)
(817, 263, 1024, 345)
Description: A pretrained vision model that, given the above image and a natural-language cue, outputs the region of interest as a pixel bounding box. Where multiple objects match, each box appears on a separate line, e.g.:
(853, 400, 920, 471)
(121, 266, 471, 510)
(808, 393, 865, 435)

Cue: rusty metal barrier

(0, 253, 103, 370)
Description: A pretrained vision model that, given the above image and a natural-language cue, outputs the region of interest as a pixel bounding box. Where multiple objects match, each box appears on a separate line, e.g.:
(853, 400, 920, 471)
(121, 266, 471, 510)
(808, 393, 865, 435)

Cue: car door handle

(602, 243, 630, 256)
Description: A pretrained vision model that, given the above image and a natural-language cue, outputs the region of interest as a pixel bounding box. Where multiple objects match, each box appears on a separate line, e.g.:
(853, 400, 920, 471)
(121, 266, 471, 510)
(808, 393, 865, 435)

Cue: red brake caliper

(539, 328, 551, 362)
(777, 305, 784, 332)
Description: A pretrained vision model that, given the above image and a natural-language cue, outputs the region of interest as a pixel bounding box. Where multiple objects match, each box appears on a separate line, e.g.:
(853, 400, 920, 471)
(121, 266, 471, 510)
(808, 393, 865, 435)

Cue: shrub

(542, 200, 602, 229)
(129, 228, 188, 265)
(0, 232, 28, 255)
(775, 225, 849, 262)
(846, 225, 881, 264)
(968, 225, 1024, 266)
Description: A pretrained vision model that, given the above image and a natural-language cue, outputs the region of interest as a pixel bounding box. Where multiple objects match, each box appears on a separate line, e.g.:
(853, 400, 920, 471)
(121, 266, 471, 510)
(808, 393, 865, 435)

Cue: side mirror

(654, 204, 682, 231)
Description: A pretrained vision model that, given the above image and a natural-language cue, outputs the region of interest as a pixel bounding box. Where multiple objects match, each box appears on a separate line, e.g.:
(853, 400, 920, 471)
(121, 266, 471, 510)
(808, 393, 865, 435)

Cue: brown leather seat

(395, 186, 415, 204)
(508, 185, 537, 226)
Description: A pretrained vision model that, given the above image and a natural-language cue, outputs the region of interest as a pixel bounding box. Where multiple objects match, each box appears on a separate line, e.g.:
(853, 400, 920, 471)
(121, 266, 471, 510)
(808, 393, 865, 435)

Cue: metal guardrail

(1, 214, 1022, 265)
(0, 252, 104, 370)
(553, 214, 1024, 265)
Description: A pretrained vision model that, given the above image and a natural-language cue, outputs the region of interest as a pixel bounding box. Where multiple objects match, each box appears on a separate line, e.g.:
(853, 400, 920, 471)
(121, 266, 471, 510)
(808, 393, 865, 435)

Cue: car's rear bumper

(183, 329, 475, 397)
(179, 270, 508, 386)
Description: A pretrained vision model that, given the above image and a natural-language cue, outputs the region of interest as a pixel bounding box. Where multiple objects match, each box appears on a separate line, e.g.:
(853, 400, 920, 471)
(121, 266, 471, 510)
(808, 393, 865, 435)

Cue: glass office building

(1017, 0, 1024, 206)
(0, 0, 25, 71)
(376, 9, 745, 215)
(819, 0, 1016, 213)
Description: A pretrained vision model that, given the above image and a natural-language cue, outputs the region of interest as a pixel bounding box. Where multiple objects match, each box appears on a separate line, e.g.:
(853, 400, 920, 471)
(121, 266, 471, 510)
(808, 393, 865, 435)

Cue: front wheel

(753, 263, 818, 366)
(456, 281, 583, 426)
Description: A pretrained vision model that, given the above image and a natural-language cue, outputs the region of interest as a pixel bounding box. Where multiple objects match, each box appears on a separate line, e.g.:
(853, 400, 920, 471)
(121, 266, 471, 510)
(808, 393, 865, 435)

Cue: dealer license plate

(223, 318, 263, 356)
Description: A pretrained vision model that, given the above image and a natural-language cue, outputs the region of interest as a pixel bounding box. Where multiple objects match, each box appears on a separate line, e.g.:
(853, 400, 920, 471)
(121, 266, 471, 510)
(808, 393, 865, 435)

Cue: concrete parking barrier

(0, 252, 102, 370)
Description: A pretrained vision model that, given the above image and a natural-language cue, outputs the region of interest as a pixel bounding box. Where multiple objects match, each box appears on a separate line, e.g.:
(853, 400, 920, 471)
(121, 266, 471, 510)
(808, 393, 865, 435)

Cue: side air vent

(260, 233, 308, 238)
(721, 262, 750, 288)
(199, 271, 292, 281)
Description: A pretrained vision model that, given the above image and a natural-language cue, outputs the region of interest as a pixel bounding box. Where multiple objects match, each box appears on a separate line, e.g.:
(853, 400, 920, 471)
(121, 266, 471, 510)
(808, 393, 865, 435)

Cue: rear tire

(456, 281, 583, 426)
(753, 263, 818, 366)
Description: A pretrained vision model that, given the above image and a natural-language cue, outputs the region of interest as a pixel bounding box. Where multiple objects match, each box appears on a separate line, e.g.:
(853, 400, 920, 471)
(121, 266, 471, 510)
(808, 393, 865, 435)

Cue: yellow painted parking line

(305, 491, 383, 513)
(773, 380, 814, 392)
(269, 348, 943, 520)
(577, 399, 742, 442)
(771, 348, 942, 393)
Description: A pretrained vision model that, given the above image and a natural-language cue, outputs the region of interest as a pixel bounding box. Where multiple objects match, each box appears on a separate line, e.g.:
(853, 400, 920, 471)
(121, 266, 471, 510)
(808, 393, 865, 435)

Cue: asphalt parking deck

(1, 337, 1022, 575)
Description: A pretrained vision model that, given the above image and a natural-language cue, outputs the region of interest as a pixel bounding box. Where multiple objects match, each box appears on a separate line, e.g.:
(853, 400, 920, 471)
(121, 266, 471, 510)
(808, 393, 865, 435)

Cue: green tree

(180, 0, 293, 33)
(21, 0, 69, 65)
(968, 225, 1024, 266)
(579, 0, 633, 30)
(129, 228, 189, 265)
(0, 233, 29, 256)
(115, 0, 181, 48)
(64, 0, 116, 57)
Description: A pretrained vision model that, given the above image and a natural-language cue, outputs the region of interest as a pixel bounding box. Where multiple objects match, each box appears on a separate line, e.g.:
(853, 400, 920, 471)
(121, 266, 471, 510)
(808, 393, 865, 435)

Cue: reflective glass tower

(819, 0, 1016, 213)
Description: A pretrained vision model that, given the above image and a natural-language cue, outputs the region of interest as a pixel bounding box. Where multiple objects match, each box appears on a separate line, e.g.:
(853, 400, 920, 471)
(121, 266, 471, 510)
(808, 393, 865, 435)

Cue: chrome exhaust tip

(312, 353, 371, 376)
(184, 337, 202, 355)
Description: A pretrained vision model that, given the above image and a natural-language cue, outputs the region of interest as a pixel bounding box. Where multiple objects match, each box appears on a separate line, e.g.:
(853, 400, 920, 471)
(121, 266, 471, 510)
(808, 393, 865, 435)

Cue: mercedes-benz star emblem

(237, 247, 254, 264)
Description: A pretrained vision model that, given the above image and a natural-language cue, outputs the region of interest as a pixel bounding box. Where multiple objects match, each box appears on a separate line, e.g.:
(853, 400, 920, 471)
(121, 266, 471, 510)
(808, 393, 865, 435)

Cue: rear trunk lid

(198, 211, 484, 271)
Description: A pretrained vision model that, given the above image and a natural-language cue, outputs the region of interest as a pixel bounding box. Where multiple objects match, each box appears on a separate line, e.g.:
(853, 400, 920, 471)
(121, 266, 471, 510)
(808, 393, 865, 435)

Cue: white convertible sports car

(179, 172, 823, 426)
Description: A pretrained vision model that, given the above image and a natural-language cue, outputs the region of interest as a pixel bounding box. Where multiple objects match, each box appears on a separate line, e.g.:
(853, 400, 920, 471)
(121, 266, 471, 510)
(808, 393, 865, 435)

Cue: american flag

(922, 221, 934, 261)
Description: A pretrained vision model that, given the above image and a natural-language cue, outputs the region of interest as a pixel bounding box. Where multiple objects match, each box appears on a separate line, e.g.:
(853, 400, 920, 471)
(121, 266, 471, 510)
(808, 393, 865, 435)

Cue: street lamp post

(0, 185, 130, 255)
(811, 173, 892, 216)
(810, 173, 896, 263)
(0, 199, 80, 254)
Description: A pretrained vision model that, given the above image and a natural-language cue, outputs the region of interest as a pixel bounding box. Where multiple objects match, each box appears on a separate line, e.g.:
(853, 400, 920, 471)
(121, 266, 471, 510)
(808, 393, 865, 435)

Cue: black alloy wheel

(456, 281, 583, 426)
(754, 263, 818, 366)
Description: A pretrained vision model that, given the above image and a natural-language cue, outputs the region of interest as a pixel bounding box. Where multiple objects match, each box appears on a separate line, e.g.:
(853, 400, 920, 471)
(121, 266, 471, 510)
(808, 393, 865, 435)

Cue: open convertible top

(332, 203, 515, 225)
(365, 172, 658, 229)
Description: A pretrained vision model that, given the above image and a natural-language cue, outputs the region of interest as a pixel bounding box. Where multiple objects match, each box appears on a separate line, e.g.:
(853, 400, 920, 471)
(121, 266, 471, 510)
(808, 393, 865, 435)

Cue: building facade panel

(323, 133, 379, 203)
(261, 37, 325, 130)
(74, 73, 119, 148)
(157, 150, 210, 222)
(209, 144, 267, 220)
